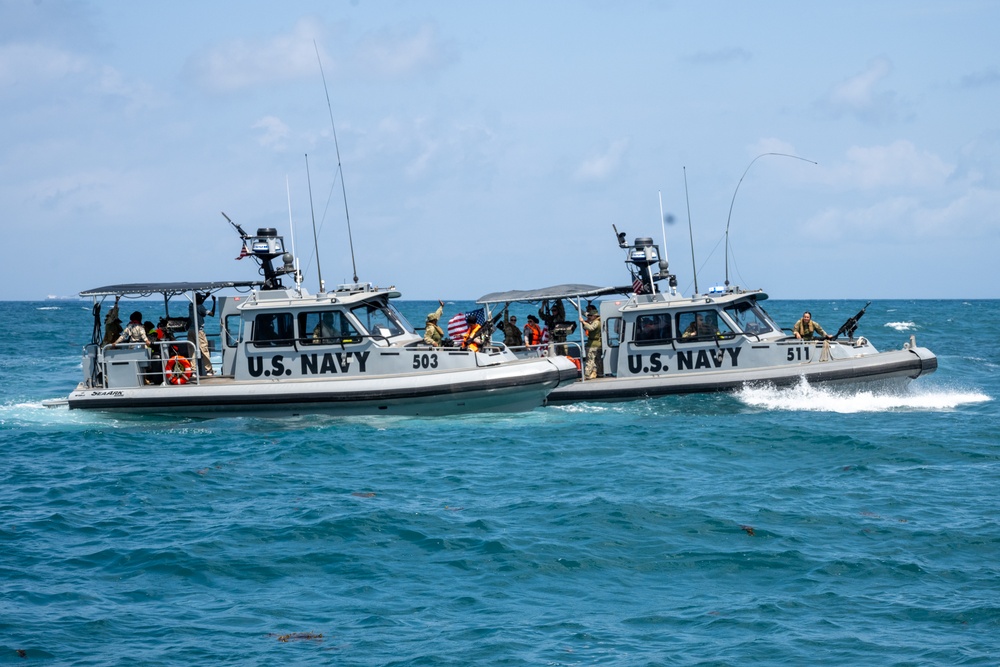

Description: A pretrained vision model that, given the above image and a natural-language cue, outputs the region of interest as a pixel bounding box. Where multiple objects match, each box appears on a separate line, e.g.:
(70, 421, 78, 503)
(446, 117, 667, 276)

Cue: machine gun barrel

(835, 301, 871, 340)
(221, 211, 249, 239)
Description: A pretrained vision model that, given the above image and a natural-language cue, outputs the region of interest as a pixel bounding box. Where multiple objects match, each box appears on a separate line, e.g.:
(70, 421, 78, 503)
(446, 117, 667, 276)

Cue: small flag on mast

(236, 244, 249, 260)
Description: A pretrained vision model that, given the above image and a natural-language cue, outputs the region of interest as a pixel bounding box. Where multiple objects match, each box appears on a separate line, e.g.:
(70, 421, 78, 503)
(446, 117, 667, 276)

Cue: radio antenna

(683, 166, 699, 296)
(724, 152, 817, 288)
(314, 40, 358, 283)
(286, 175, 302, 292)
(305, 154, 324, 293)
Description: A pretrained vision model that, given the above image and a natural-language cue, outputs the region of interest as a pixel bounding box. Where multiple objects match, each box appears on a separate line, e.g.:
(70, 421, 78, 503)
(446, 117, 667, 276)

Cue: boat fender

(165, 355, 193, 385)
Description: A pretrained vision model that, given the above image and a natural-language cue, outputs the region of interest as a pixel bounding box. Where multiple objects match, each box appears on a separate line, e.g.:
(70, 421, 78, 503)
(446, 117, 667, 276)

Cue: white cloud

(803, 196, 918, 241)
(573, 139, 629, 182)
(0, 42, 87, 87)
(802, 185, 1000, 243)
(355, 23, 454, 78)
(0, 42, 158, 114)
(819, 140, 954, 190)
(831, 57, 891, 109)
(253, 116, 291, 150)
(187, 18, 326, 93)
(27, 167, 140, 219)
(824, 57, 899, 123)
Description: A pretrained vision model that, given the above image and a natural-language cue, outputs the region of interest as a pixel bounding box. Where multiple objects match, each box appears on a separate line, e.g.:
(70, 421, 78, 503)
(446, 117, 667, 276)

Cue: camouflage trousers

(584, 347, 603, 379)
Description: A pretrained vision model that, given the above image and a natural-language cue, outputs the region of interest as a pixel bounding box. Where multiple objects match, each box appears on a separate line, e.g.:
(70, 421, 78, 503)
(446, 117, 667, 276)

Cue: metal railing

(97, 340, 201, 388)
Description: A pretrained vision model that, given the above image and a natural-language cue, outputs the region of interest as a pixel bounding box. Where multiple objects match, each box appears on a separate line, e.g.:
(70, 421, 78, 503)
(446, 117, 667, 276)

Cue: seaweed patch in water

(270, 632, 324, 643)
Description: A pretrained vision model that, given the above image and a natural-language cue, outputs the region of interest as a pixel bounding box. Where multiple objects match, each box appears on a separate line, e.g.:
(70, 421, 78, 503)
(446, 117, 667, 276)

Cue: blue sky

(2, 0, 997, 300)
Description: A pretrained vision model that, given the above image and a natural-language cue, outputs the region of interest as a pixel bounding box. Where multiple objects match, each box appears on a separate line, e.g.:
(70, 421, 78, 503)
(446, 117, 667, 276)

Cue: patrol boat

(65, 225, 578, 417)
(477, 232, 937, 404)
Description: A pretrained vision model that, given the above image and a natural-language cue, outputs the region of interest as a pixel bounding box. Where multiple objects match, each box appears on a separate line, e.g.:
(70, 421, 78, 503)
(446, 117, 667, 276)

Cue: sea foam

(735, 378, 991, 414)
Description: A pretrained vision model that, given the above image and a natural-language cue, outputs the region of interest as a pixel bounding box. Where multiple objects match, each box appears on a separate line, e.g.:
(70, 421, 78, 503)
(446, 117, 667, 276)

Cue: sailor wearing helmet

(423, 300, 447, 346)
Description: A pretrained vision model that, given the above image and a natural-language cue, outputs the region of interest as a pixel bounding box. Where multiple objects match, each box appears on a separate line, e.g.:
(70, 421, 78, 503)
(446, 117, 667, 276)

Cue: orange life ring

(165, 355, 193, 385)
(569, 357, 582, 371)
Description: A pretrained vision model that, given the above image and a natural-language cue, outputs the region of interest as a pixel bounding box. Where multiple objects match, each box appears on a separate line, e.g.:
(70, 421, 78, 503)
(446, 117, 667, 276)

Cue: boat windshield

(298, 310, 361, 345)
(724, 300, 775, 335)
(678, 310, 733, 341)
(350, 301, 414, 338)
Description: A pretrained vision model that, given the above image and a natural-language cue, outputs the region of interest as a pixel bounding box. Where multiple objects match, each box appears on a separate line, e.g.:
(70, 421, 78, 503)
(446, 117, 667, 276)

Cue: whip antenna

(724, 152, 817, 288)
(658, 190, 668, 265)
(305, 154, 324, 293)
(286, 175, 303, 292)
(683, 166, 699, 296)
(314, 40, 358, 283)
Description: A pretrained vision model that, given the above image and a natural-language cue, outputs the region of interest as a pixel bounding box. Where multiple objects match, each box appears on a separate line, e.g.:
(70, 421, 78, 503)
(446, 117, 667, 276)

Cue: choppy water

(2, 299, 997, 665)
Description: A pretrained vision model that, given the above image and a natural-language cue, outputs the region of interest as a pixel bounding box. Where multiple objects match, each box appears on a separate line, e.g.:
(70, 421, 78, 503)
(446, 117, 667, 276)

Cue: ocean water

(1, 298, 997, 666)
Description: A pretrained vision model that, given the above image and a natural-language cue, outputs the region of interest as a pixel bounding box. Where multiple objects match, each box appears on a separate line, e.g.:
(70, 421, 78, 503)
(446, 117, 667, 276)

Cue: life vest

(523, 322, 541, 346)
(463, 323, 483, 352)
(796, 319, 818, 339)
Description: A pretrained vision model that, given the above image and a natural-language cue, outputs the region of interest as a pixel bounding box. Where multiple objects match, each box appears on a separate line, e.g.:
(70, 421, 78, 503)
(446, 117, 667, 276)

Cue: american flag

(632, 277, 644, 294)
(447, 313, 469, 340)
(236, 244, 249, 260)
(467, 308, 486, 326)
(448, 308, 486, 342)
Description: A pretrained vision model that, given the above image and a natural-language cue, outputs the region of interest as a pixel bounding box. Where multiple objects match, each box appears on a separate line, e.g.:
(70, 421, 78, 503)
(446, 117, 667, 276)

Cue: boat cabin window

(223, 314, 241, 347)
(298, 311, 361, 345)
(349, 301, 411, 339)
(606, 317, 622, 348)
(724, 301, 774, 335)
(634, 314, 672, 343)
(677, 310, 733, 342)
(251, 312, 294, 347)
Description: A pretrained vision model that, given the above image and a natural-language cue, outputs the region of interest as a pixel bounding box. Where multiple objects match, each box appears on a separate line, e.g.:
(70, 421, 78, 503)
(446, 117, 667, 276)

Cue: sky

(2, 0, 998, 301)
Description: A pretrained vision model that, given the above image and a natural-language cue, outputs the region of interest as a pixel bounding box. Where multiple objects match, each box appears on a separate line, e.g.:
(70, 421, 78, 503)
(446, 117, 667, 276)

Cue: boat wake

(735, 379, 991, 414)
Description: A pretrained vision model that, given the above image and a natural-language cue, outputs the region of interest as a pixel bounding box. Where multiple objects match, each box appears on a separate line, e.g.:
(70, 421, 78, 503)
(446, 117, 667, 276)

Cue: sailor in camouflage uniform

(580, 305, 603, 379)
(793, 311, 830, 340)
(423, 300, 446, 346)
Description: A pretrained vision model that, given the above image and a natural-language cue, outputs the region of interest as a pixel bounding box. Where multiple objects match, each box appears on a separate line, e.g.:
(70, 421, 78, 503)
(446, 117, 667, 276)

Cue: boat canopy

(477, 284, 626, 305)
(80, 281, 264, 298)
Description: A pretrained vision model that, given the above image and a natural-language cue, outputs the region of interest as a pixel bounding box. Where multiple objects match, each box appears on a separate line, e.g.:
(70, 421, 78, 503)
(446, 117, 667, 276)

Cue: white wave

(884, 321, 916, 331)
(0, 400, 95, 427)
(735, 378, 991, 414)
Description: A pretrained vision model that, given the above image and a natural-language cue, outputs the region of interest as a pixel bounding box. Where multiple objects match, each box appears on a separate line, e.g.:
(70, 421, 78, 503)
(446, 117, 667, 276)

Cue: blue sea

(1, 298, 997, 666)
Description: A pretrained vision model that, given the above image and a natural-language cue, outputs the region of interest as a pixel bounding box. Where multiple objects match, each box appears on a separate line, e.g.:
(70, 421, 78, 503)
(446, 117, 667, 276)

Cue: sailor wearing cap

(580, 304, 603, 379)
(423, 300, 446, 346)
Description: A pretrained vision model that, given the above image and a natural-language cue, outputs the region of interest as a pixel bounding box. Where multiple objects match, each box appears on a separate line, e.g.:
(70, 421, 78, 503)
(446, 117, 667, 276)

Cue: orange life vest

(523, 322, 541, 346)
(463, 323, 483, 352)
